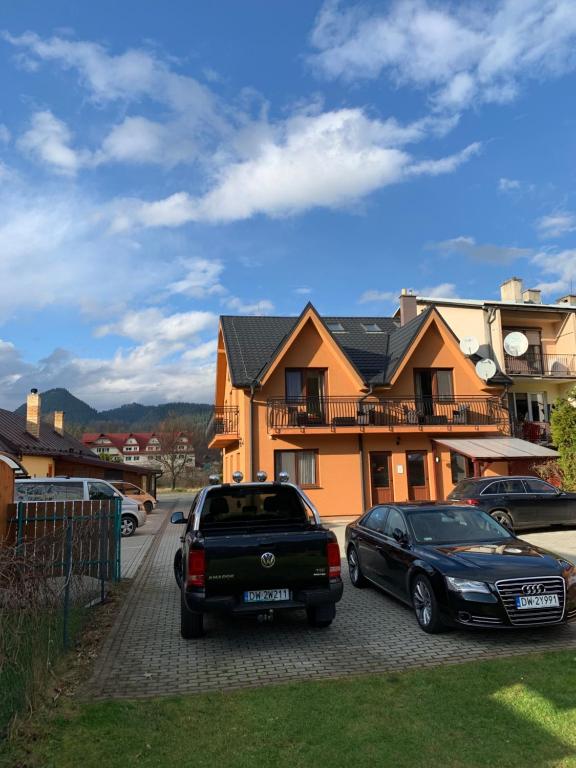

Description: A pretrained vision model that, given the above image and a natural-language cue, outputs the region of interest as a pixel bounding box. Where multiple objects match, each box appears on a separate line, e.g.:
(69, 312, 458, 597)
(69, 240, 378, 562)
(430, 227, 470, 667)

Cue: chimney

(500, 277, 523, 303)
(522, 288, 542, 304)
(399, 288, 418, 326)
(557, 294, 576, 307)
(26, 388, 41, 439)
(54, 411, 65, 436)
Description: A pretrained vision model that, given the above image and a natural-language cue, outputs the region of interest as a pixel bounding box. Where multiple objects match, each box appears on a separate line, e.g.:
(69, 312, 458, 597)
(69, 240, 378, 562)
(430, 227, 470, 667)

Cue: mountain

(15, 388, 98, 424)
(15, 388, 213, 431)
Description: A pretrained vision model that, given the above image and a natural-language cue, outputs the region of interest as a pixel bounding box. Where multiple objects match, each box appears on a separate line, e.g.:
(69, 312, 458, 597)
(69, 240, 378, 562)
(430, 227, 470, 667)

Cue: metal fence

(0, 498, 121, 736)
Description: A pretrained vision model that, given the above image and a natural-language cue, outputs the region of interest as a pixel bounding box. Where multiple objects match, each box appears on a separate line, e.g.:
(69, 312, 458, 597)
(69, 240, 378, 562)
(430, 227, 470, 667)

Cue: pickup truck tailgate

(204, 529, 331, 596)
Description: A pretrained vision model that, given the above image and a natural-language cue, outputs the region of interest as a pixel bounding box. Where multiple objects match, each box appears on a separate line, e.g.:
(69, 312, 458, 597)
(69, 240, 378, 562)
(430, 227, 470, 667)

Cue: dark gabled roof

(0, 408, 97, 458)
(221, 316, 296, 386)
(220, 305, 510, 388)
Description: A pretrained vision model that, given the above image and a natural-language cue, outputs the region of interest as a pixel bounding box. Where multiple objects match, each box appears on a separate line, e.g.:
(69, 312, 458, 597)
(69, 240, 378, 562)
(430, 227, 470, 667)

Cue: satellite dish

(459, 336, 479, 356)
(475, 358, 497, 381)
(504, 331, 529, 357)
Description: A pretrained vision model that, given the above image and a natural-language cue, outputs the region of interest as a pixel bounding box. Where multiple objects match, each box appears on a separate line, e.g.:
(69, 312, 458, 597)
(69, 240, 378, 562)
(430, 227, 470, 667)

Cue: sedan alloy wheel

(412, 574, 444, 634)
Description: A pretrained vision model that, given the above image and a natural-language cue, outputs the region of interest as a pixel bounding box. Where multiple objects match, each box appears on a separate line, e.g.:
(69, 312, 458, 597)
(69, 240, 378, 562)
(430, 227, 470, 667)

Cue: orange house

(209, 301, 517, 517)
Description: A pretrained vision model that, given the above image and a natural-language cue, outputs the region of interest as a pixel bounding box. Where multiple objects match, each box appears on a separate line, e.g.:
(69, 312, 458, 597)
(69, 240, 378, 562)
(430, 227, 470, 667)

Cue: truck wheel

(174, 549, 183, 589)
(306, 605, 335, 629)
(180, 592, 204, 639)
(120, 515, 137, 537)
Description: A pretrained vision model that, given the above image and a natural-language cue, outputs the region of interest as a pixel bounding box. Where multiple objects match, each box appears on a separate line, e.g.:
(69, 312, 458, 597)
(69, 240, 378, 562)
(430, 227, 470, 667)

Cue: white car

(14, 477, 146, 537)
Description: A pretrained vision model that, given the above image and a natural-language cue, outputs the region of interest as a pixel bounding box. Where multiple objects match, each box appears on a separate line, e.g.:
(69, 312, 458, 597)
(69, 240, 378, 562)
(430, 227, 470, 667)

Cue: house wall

(21, 455, 55, 477)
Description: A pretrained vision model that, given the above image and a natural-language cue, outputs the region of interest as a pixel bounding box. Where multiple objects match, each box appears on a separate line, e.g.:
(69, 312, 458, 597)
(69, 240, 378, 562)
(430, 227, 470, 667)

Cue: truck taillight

(327, 540, 341, 579)
(187, 549, 205, 588)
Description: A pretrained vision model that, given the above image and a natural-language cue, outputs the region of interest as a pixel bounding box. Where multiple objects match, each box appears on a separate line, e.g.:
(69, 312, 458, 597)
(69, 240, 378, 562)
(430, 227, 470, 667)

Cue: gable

(389, 312, 495, 394)
(259, 307, 365, 390)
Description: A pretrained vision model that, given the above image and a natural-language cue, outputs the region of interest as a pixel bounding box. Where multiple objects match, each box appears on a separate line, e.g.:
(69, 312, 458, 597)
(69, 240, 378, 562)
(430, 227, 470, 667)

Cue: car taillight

(464, 498, 479, 506)
(327, 540, 341, 579)
(186, 549, 205, 588)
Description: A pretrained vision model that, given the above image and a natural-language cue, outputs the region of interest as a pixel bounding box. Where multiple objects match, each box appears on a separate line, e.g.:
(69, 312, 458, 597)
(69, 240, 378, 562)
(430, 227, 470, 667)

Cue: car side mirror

(393, 528, 409, 546)
(170, 511, 187, 524)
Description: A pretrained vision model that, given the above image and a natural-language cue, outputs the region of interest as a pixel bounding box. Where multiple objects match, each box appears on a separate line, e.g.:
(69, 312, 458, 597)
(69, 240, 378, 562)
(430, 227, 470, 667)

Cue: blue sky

(1, 0, 576, 408)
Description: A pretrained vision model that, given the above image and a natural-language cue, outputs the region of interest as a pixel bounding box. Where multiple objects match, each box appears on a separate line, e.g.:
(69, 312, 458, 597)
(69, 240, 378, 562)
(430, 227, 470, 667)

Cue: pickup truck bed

(171, 481, 343, 638)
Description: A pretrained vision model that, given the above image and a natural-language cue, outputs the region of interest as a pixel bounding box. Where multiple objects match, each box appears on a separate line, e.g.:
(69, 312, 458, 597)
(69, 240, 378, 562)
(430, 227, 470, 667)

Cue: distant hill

(15, 388, 213, 432)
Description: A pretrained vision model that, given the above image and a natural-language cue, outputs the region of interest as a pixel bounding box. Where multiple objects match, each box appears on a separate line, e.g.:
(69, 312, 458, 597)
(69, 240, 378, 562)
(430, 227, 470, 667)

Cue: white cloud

(430, 235, 532, 263)
(533, 249, 576, 295)
(96, 308, 217, 344)
(18, 110, 88, 175)
(309, 0, 576, 110)
(359, 283, 458, 304)
(359, 289, 397, 304)
(4, 32, 219, 115)
(0, 124, 10, 143)
(4, 32, 232, 169)
(498, 177, 521, 192)
(224, 297, 274, 315)
(536, 211, 576, 239)
(168, 258, 225, 299)
(109, 109, 479, 228)
(294, 287, 312, 295)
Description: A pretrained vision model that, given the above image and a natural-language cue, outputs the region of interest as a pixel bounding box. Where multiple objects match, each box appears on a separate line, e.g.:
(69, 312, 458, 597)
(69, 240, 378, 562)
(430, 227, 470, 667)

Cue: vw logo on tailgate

(261, 552, 275, 568)
(522, 583, 545, 595)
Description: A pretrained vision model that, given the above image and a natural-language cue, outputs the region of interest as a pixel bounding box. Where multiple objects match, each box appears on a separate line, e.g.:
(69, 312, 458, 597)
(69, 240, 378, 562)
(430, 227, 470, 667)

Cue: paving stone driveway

(85, 496, 576, 700)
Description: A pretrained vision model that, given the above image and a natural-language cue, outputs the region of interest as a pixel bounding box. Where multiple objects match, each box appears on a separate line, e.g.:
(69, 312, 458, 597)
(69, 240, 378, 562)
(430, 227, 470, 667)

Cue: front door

(370, 452, 393, 504)
(407, 451, 429, 501)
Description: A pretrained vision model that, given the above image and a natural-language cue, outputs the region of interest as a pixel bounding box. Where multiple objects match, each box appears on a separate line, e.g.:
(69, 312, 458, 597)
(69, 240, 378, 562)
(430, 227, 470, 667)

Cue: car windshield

(201, 486, 311, 527)
(406, 507, 510, 544)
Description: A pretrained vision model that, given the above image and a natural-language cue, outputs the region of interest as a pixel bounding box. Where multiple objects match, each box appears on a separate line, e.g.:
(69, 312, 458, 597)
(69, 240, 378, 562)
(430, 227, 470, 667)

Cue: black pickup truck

(170, 478, 343, 638)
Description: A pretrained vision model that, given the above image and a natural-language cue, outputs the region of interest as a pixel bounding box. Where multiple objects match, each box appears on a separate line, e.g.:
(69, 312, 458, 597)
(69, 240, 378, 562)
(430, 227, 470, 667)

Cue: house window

(274, 450, 318, 487)
(450, 453, 473, 484)
(326, 322, 345, 332)
(361, 323, 382, 333)
(414, 369, 454, 403)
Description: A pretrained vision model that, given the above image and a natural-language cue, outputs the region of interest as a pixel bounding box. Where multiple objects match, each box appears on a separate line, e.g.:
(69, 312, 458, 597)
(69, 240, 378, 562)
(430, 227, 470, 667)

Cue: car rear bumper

(183, 580, 343, 615)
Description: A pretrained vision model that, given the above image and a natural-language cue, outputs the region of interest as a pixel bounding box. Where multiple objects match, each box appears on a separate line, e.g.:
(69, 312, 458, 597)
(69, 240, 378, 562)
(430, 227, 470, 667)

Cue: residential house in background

(208, 303, 557, 517)
(82, 431, 196, 469)
(405, 278, 576, 445)
(0, 390, 161, 495)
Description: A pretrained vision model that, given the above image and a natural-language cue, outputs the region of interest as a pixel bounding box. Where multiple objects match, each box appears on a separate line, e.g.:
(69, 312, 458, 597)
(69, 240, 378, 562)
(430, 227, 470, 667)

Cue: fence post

(99, 500, 106, 603)
(114, 497, 122, 582)
(62, 519, 73, 650)
(16, 501, 25, 551)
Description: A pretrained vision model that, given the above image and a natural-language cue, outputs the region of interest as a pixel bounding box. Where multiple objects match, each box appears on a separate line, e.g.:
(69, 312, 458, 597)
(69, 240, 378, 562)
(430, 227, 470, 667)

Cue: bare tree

(156, 414, 196, 490)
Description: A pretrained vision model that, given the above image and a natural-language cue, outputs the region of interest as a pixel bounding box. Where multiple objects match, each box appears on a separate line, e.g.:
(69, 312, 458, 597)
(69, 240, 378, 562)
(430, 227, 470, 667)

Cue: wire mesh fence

(0, 499, 121, 736)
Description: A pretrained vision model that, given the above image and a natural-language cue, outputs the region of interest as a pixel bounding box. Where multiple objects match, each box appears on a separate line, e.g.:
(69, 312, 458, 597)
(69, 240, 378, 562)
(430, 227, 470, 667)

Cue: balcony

(504, 351, 576, 378)
(512, 420, 552, 445)
(207, 406, 240, 448)
(267, 397, 509, 432)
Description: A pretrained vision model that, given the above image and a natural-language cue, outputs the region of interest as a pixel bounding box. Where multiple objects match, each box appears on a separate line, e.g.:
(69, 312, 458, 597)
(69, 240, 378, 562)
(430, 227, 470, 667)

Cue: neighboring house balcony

(504, 351, 576, 378)
(267, 396, 509, 434)
(512, 419, 552, 445)
(207, 406, 240, 448)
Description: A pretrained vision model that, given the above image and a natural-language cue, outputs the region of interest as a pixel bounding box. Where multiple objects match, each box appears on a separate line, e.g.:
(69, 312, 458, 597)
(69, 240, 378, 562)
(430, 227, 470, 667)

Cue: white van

(14, 477, 147, 537)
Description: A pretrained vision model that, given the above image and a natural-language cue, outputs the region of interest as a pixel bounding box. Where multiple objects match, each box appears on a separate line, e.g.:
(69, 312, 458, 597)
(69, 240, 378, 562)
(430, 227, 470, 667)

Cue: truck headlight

(446, 576, 490, 594)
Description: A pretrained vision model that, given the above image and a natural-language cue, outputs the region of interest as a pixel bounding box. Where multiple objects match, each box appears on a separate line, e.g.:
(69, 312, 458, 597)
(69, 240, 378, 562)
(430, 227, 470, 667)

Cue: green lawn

(3, 651, 576, 768)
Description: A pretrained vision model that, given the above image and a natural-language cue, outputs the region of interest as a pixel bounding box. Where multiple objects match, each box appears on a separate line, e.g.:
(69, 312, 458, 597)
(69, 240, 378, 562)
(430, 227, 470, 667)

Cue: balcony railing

(505, 352, 576, 377)
(267, 396, 509, 430)
(206, 406, 240, 439)
(512, 420, 552, 445)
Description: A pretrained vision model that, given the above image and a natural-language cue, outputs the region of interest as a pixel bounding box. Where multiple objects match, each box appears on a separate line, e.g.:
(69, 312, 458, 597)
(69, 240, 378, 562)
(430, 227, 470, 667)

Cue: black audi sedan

(345, 504, 576, 634)
(447, 476, 576, 531)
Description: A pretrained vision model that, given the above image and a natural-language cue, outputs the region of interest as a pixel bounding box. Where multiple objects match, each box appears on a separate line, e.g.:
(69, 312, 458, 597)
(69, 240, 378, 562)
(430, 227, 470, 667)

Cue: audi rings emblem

(261, 552, 276, 568)
(522, 583, 545, 595)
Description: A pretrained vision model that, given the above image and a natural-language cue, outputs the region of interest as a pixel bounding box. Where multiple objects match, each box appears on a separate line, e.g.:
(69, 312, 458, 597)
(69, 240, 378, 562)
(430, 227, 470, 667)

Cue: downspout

(358, 384, 373, 511)
(248, 382, 256, 482)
